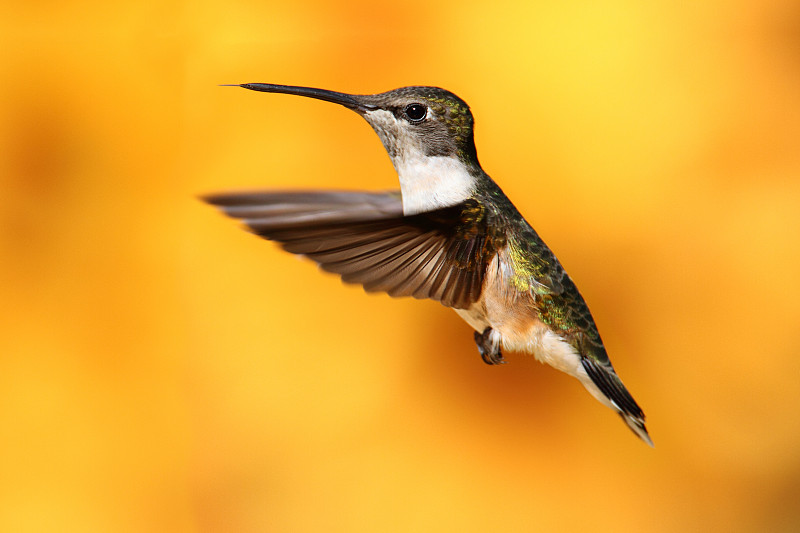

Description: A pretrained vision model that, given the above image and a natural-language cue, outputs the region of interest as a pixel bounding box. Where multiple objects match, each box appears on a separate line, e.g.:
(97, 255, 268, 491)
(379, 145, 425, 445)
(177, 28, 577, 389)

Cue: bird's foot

(474, 327, 504, 365)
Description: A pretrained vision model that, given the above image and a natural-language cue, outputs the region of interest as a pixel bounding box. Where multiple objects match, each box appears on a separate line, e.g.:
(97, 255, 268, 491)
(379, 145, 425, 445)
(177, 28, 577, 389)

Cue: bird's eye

(404, 103, 427, 122)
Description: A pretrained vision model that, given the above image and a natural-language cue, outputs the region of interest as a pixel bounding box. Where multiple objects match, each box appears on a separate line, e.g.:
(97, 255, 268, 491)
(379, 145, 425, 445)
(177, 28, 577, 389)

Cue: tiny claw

(474, 328, 504, 365)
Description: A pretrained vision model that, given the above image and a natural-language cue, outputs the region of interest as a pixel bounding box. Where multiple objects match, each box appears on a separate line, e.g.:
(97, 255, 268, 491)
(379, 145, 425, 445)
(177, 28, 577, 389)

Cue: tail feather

(582, 357, 653, 447)
(618, 411, 654, 447)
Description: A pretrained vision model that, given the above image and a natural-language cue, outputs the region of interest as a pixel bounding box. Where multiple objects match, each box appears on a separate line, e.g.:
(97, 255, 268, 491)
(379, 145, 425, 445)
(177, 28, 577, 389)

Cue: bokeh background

(2, 1, 800, 531)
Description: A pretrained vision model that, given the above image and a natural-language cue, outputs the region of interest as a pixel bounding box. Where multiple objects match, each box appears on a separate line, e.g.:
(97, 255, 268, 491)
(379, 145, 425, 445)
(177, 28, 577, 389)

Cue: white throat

(393, 154, 475, 215)
(363, 108, 474, 215)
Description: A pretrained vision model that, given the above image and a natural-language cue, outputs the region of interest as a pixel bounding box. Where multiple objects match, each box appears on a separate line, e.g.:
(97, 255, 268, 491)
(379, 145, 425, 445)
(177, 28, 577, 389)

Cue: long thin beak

(221, 83, 377, 113)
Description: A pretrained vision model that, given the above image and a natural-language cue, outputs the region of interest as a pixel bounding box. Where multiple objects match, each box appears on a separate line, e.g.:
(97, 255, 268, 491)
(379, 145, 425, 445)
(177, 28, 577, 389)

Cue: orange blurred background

(2, 1, 800, 531)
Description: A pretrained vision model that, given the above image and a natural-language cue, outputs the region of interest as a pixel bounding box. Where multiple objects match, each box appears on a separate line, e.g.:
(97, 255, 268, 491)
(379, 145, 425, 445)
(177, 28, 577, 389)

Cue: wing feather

(204, 190, 498, 309)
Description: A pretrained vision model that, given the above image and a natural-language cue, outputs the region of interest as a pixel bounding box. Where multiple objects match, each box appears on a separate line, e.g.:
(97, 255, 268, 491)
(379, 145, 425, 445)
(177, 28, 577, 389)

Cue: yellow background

(2, 1, 800, 531)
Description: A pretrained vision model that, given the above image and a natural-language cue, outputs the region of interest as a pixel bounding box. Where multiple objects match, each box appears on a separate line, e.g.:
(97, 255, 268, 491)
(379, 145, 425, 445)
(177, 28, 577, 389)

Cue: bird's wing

(203, 190, 498, 309)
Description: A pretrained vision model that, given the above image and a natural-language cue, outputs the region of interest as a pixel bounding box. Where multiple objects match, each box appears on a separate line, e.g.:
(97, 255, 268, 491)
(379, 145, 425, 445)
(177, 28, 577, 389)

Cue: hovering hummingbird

(205, 83, 653, 446)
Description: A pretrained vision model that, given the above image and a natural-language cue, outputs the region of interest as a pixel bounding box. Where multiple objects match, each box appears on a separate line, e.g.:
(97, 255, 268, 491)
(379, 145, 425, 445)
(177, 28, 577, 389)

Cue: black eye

(404, 103, 427, 122)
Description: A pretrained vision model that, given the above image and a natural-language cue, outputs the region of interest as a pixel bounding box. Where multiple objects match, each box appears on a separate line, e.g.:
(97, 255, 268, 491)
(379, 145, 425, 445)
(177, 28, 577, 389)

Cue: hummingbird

(205, 83, 653, 446)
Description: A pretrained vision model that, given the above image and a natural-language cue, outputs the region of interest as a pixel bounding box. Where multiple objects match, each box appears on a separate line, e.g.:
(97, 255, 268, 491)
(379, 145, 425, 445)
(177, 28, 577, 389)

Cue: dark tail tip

(620, 412, 654, 447)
